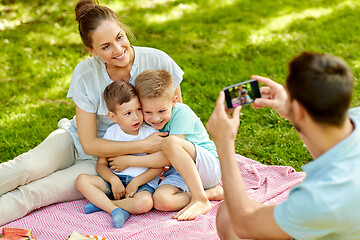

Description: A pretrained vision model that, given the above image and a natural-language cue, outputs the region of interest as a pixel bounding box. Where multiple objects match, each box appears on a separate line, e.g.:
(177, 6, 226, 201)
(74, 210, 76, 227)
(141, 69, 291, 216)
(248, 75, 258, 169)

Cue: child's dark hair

(75, 0, 134, 48)
(103, 80, 137, 113)
(286, 52, 353, 126)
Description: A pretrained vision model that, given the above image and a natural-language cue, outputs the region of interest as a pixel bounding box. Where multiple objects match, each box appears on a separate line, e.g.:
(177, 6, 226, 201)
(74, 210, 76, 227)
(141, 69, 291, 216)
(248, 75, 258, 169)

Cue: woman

(0, 0, 183, 225)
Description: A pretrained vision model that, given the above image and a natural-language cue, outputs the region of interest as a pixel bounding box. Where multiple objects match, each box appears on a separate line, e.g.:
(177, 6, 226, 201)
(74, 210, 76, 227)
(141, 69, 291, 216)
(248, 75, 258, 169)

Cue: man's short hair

(103, 80, 137, 113)
(286, 52, 354, 126)
(134, 69, 174, 99)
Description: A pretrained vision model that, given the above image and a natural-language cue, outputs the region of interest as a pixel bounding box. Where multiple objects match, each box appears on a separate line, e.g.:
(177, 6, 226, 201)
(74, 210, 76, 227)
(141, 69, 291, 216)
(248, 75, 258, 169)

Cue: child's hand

(125, 179, 140, 198)
(108, 155, 129, 172)
(110, 177, 126, 200)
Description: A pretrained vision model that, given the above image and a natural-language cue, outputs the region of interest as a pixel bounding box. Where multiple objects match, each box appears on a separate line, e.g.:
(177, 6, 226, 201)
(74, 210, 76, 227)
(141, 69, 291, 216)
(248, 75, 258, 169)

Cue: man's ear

(108, 111, 117, 123)
(291, 99, 306, 122)
(172, 95, 178, 107)
(86, 46, 97, 57)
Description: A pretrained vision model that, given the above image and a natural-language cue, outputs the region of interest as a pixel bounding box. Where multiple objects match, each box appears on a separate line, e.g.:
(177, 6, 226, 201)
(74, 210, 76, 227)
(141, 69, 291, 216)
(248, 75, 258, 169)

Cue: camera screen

(227, 83, 256, 108)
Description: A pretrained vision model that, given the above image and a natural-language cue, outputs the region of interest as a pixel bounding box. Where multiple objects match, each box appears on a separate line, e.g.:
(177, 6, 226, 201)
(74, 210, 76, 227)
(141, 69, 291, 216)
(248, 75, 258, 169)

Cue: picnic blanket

(1, 154, 306, 240)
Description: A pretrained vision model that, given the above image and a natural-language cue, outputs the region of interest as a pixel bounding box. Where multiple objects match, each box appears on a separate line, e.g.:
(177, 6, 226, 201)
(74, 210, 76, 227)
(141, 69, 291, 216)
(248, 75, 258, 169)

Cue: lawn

(1, 0, 359, 170)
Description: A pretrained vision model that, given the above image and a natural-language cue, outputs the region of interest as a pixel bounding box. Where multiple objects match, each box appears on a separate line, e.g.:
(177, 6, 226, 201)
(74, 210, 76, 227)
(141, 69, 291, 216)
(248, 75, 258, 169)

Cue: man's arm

(206, 91, 291, 239)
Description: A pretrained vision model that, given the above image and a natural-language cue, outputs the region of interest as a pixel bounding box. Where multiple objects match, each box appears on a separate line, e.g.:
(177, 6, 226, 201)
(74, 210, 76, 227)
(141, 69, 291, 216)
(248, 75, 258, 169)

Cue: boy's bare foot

(205, 185, 224, 201)
(172, 199, 212, 221)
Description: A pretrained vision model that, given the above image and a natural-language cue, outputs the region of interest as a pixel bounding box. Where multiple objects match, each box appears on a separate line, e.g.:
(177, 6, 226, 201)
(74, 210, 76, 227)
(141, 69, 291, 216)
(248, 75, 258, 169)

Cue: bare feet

(205, 185, 224, 201)
(172, 199, 213, 221)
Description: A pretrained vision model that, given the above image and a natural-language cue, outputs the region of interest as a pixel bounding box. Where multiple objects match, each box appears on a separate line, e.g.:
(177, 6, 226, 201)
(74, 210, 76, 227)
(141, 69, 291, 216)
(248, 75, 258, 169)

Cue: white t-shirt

(103, 123, 160, 189)
(65, 46, 184, 159)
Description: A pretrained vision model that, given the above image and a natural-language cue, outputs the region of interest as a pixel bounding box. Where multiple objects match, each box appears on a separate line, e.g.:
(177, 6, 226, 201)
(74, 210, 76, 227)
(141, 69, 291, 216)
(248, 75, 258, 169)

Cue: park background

(1, 0, 359, 170)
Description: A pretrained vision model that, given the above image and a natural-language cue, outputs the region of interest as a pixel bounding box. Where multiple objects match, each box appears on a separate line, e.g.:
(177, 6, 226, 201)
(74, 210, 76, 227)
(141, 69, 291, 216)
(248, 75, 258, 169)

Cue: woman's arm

(76, 106, 167, 157)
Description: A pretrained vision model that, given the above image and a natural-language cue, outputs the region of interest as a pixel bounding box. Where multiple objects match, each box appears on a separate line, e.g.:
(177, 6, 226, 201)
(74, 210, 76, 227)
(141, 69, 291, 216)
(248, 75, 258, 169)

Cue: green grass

(1, 0, 359, 170)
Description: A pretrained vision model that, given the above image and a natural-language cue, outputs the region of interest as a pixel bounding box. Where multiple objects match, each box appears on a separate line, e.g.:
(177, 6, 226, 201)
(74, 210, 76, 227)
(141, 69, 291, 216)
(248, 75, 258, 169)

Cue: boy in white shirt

(75, 80, 162, 228)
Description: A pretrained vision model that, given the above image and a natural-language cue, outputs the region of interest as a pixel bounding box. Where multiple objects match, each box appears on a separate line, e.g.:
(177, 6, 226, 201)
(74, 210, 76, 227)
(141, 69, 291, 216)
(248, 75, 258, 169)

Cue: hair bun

(75, 0, 98, 22)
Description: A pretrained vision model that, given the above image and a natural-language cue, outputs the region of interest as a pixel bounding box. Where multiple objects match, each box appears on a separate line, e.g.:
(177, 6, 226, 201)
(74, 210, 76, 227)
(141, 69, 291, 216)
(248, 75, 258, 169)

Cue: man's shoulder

(349, 107, 360, 121)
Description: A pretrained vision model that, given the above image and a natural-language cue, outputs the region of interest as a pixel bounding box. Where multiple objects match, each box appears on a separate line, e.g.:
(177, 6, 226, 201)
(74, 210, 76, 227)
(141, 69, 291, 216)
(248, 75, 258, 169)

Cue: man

(206, 52, 360, 239)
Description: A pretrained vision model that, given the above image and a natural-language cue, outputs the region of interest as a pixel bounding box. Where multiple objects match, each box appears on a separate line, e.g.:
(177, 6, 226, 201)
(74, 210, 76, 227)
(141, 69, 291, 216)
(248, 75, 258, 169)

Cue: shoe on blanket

(84, 203, 102, 214)
(112, 208, 130, 228)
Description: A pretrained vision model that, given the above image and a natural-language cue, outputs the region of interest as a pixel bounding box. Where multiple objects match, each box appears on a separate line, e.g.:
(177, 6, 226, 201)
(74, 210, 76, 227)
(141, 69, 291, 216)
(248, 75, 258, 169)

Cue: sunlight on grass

(145, 3, 198, 23)
(249, 0, 359, 45)
(43, 73, 72, 99)
(1, 73, 73, 127)
(27, 32, 58, 45)
(208, 0, 238, 7)
(0, 2, 72, 31)
(353, 60, 360, 69)
(109, 0, 174, 12)
(133, 0, 174, 9)
(0, 3, 34, 31)
(249, 7, 332, 45)
(140, 0, 238, 24)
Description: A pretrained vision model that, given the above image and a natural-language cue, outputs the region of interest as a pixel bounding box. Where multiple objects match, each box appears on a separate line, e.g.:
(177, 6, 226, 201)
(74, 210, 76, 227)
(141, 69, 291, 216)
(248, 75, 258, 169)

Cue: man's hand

(251, 75, 289, 119)
(206, 91, 242, 144)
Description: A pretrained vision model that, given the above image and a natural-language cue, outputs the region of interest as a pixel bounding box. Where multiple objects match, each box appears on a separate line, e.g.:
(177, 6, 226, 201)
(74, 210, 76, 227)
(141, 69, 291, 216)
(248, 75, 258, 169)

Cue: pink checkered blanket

(1, 154, 305, 240)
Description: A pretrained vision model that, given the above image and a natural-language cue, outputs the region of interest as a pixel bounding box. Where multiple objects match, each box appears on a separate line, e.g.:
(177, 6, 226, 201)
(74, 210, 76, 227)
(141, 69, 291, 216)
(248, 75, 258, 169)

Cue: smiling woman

(0, 0, 184, 226)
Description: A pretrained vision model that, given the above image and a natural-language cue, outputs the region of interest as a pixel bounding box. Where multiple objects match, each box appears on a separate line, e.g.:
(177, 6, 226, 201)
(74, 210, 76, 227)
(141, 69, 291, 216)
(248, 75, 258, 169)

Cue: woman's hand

(142, 132, 169, 153)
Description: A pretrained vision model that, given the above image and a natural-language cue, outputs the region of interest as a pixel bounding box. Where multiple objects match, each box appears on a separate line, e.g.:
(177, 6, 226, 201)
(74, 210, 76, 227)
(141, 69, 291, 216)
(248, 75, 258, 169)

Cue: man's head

(286, 52, 353, 127)
(135, 69, 177, 130)
(103, 80, 143, 135)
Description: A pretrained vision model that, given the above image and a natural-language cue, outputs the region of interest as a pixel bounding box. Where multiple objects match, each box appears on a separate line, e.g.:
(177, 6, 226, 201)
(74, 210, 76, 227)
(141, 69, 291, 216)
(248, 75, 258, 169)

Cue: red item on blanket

(2, 228, 32, 237)
(0, 227, 35, 240)
(1, 154, 305, 240)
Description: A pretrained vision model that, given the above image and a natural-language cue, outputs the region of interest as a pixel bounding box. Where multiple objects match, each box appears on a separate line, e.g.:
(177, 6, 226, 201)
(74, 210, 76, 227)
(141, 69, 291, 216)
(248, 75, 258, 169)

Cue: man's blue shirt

(274, 107, 360, 240)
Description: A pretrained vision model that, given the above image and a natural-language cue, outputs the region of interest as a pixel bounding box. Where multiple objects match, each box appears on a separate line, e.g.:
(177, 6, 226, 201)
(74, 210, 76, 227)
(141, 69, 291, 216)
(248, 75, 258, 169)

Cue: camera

(223, 79, 261, 109)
